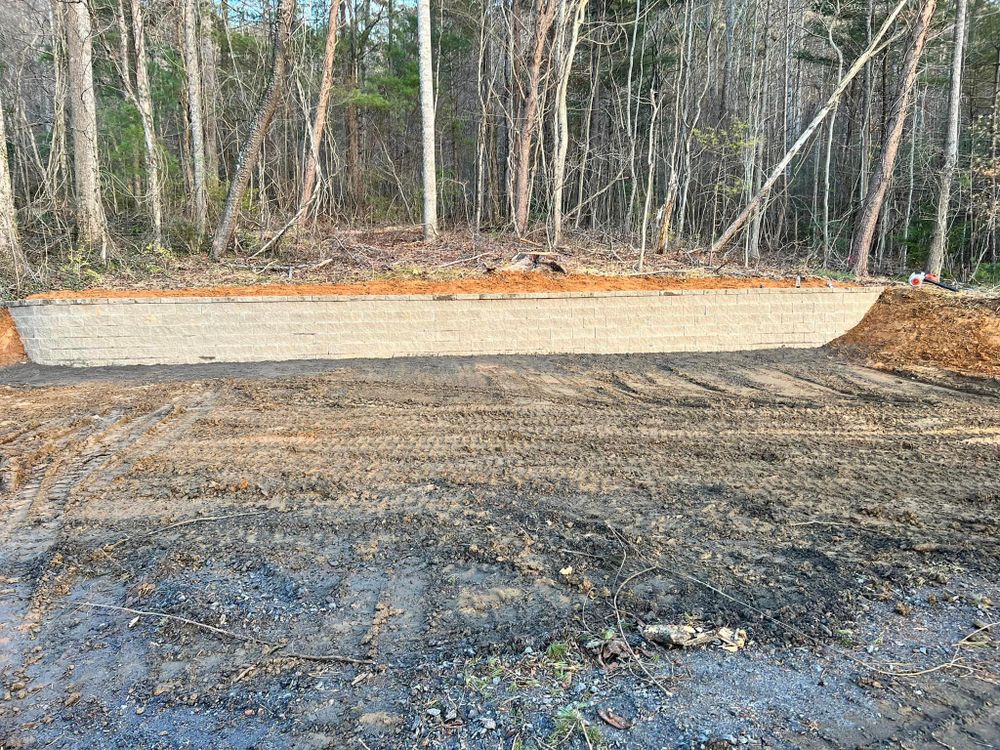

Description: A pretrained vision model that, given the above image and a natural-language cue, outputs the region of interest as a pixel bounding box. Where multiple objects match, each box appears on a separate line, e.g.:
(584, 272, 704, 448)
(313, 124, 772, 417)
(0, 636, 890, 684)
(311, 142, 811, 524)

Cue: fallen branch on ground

(77, 602, 373, 666)
(437, 252, 490, 268)
(611, 565, 674, 698)
(108, 510, 270, 549)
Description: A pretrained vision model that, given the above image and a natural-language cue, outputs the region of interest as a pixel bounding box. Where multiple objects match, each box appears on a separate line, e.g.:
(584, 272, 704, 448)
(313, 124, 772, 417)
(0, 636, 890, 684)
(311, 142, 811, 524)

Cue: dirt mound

(0, 308, 27, 366)
(831, 287, 1000, 377)
(27, 272, 845, 300)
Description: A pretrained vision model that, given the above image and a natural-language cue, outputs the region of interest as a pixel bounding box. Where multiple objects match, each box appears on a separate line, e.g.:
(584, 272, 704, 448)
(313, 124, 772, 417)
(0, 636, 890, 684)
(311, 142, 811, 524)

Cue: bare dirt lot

(0, 350, 998, 749)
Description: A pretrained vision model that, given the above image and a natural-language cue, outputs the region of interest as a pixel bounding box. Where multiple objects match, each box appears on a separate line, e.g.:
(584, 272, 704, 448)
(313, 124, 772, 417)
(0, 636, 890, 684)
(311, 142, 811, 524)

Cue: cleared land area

(0, 345, 998, 749)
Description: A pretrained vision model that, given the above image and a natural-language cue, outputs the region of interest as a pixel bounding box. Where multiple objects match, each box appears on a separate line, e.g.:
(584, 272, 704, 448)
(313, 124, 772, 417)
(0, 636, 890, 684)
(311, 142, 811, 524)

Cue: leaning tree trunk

(298, 0, 342, 221)
(183, 0, 207, 239)
(210, 0, 296, 260)
(0, 90, 27, 284)
(417, 0, 438, 240)
(65, 0, 110, 261)
(927, 0, 967, 277)
(851, 0, 937, 278)
(130, 0, 164, 247)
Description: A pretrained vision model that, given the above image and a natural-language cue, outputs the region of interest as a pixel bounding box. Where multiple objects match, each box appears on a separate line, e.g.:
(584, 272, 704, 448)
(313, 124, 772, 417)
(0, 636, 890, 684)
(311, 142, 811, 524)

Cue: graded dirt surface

(0, 309, 26, 367)
(26, 272, 844, 300)
(832, 287, 1000, 378)
(0, 351, 998, 749)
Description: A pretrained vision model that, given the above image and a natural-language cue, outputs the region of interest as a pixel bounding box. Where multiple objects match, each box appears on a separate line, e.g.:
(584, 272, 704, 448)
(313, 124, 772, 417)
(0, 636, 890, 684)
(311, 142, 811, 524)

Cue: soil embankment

(27, 272, 845, 300)
(0, 308, 26, 366)
(832, 287, 1000, 378)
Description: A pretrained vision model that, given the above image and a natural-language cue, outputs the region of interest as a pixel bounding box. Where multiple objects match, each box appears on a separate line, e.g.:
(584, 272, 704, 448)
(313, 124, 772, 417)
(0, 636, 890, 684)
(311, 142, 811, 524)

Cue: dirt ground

(26, 272, 842, 301)
(832, 288, 1000, 379)
(0, 311, 26, 367)
(0, 350, 998, 749)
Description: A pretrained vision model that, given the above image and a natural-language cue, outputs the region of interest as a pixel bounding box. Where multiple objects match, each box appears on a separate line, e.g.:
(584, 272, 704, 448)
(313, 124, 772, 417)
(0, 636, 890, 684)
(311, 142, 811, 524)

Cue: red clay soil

(0, 308, 27, 367)
(27, 272, 844, 300)
(831, 287, 1000, 378)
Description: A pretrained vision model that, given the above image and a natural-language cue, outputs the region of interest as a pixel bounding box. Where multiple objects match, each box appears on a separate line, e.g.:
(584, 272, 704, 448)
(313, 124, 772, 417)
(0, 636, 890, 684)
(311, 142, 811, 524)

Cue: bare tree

(45, 0, 70, 207)
(513, 0, 558, 235)
(298, 0, 343, 223)
(130, 0, 164, 247)
(101, 0, 164, 247)
(210, 0, 297, 260)
(183, 0, 208, 239)
(851, 0, 937, 277)
(927, 0, 967, 277)
(65, 0, 110, 260)
(417, 0, 438, 240)
(200, 3, 220, 182)
(0, 88, 27, 284)
(710, 0, 909, 258)
(550, 0, 587, 246)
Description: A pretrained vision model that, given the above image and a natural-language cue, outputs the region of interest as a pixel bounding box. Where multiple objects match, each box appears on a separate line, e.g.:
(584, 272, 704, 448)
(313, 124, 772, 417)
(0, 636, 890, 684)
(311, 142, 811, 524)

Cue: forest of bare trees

(0, 0, 998, 292)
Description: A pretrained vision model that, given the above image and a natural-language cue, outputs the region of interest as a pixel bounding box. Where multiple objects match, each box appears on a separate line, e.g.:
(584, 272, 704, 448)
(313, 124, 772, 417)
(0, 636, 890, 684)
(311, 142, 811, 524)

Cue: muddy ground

(0, 350, 998, 749)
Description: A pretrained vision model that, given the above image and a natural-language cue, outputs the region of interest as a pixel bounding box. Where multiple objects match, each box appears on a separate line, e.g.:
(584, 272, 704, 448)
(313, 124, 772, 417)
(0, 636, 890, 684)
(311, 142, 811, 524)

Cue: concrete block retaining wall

(7, 287, 882, 367)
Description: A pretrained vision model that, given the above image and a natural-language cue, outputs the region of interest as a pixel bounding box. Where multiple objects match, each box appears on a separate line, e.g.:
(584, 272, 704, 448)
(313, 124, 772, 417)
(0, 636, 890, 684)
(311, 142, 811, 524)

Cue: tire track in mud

(0, 386, 227, 695)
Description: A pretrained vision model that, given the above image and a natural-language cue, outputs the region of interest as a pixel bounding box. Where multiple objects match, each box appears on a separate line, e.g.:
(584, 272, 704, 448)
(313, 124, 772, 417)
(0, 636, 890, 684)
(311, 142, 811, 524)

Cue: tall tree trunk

(720, 0, 734, 119)
(344, 1, 363, 210)
(65, 0, 110, 260)
(858, 0, 874, 203)
(130, 0, 164, 247)
(184, 0, 208, 239)
(46, 0, 70, 207)
(823, 20, 844, 267)
(551, 0, 587, 246)
(927, 0, 967, 277)
(638, 86, 660, 270)
(417, 0, 438, 240)
(851, 0, 937, 277)
(200, 4, 221, 182)
(513, 0, 558, 235)
(0, 91, 27, 284)
(210, 0, 296, 259)
(298, 0, 342, 221)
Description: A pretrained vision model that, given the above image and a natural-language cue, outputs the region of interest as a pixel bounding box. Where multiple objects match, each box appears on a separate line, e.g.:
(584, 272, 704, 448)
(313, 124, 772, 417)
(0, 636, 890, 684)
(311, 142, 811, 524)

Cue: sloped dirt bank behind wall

(27, 272, 848, 300)
(0, 308, 26, 366)
(830, 288, 1000, 378)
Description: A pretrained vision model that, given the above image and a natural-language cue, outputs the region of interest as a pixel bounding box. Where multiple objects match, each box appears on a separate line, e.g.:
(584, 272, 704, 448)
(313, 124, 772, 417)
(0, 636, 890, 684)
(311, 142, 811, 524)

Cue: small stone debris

(597, 707, 633, 730)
